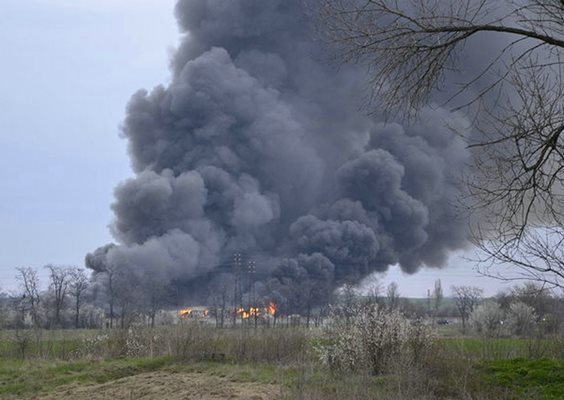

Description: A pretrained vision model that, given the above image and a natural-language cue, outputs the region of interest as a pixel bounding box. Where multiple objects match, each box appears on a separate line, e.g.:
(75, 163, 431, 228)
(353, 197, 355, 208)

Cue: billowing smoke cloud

(86, 0, 470, 308)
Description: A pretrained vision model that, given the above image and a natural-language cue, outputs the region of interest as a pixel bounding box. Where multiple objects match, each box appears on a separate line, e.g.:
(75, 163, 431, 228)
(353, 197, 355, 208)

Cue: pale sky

(0, 0, 177, 289)
(0, 0, 512, 297)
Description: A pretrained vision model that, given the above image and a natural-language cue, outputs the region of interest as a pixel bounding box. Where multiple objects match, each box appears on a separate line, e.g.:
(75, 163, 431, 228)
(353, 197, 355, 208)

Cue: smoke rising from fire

(86, 0, 470, 308)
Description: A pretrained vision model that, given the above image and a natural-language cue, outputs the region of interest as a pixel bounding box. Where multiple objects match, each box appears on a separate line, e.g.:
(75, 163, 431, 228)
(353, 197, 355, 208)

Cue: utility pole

(247, 260, 257, 328)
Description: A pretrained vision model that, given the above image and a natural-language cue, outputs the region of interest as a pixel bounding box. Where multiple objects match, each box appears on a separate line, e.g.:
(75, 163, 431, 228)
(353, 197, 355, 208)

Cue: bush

(170, 323, 308, 363)
(316, 302, 434, 375)
(507, 302, 537, 337)
(470, 302, 505, 337)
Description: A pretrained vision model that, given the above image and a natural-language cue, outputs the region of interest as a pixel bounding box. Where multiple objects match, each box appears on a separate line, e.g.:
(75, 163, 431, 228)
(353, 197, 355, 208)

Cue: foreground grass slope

(0, 357, 285, 399)
(0, 325, 561, 400)
(0, 357, 172, 397)
(0, 355, 562, 400)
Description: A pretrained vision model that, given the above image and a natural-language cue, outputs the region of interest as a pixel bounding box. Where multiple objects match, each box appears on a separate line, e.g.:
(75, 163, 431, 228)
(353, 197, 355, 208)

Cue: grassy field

(0, 326, 561, 399)
(481, 359, 564, 400)
(0, 355, 561, 399)
(441, 337, 564, 359)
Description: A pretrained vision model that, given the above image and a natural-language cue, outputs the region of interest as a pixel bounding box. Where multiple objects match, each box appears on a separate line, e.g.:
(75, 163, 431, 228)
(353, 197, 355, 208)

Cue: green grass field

(441, 337, 564, 359)
(482, 359, 564, 400)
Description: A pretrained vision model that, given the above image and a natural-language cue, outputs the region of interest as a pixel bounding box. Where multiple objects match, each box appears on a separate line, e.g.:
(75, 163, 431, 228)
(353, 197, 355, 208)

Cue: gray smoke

(86, 0, 470, 308)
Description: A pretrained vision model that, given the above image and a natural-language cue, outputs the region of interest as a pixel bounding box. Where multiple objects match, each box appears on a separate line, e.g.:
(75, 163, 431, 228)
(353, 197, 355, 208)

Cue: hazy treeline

(3, 264, 563, 338)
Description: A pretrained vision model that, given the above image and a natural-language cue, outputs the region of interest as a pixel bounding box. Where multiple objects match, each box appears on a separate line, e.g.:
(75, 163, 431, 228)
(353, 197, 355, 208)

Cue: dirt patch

(32, 371, 281, 400)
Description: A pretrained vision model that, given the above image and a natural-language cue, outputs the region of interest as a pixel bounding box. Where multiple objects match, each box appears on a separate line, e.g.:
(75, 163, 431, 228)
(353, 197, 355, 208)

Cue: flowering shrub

(316, 302, 434, 375)
(74, 334, 110, 359)
(507, 301, 537, 337)
(470, 302, 505, 337)
(124, 327, 145, 357)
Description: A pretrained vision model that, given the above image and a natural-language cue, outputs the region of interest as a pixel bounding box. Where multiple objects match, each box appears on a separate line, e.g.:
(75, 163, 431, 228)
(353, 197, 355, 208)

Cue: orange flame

(232, 303, 277, 321)
(267, 302, 277, 316)
(236, 307, 250, 319)
(179, 308, 192, 317)
(235, 307, 261, 319)
(179, 307, 210, 318)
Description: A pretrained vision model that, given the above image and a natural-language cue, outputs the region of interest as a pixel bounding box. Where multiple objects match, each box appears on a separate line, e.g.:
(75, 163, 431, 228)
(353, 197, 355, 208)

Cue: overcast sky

(0, 0, 513, 297)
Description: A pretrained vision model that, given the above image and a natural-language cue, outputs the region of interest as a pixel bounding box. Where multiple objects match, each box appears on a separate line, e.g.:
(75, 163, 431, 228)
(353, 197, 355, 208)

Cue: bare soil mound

(32, 371, 281, 400)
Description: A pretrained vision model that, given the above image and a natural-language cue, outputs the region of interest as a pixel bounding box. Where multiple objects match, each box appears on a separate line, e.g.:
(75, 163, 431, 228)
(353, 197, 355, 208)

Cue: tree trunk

(75, 296, 80, 329)
(109, 299, 114, 328)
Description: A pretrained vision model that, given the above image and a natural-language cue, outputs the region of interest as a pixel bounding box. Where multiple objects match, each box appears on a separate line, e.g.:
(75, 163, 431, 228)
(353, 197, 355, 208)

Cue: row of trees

(5, 265, 177, 330)
(12, 266, 90, 329)
(341, 280, 563, 337)
(470, 283, 564, 337)
(6, 262, 563, 335)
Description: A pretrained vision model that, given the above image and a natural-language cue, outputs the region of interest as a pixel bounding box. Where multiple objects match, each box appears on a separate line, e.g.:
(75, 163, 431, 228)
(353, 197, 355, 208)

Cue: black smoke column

(86, 0, 470, 308)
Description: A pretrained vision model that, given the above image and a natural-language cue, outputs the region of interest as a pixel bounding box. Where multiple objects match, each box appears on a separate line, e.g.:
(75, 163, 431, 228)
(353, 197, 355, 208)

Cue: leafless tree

(103, 264, 118, 328)
(113, 269, 142, 329)
(45, 265, 72, 328)
(506, 282, 558, 317)
(314, 0, 564, 288)
(143, 278, 167, 328)
(15, 267, 41, 327)
(364, 277, 383, 306)
(341, 283, 359, 307)
(386, 281, 400, 311)
(210, 280, 230, 328)
(297, 270, 333, 327)
(452, 285, 484, 332)
(68, 268, 89, 329)
(338, 283, 360, 327)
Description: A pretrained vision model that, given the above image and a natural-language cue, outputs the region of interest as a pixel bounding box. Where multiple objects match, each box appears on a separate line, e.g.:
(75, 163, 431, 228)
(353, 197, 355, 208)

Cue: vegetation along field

(1, 294, 563, 400)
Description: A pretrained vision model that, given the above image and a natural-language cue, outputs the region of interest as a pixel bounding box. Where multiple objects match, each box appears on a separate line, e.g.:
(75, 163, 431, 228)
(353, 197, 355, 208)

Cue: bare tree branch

(15, 267, 41, 327)
(313, 0, 564, 288)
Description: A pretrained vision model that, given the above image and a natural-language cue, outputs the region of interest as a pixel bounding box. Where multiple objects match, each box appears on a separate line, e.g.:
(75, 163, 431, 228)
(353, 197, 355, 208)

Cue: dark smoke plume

(86, 0, 470, 308)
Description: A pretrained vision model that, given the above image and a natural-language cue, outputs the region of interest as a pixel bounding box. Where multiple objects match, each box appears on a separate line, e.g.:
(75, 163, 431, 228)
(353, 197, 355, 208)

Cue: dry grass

(35, 370, 281, 400)
(0, 324, 310, 363)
